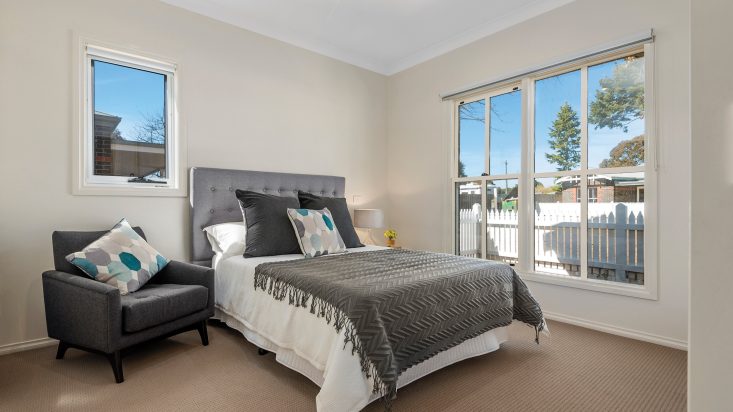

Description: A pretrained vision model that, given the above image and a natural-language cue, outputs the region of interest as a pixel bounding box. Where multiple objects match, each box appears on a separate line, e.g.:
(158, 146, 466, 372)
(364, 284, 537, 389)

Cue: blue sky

(490, 91, 522, 175)
(93, 60, 165, 140)
(459, 56, 644, 176)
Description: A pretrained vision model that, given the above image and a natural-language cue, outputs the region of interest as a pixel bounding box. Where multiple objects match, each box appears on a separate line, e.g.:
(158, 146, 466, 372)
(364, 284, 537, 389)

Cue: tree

(459, 100, 485, 123)
(133, 112, 166, 144)
(588, 56, 644, 133)
(457, 99, 509, 178)
(588, 55, 645, 167)
(458, 99, 502, 131)
(599, 135, 644, 168)
(546, 102, 581, 171)
(458, 161, 467, 178)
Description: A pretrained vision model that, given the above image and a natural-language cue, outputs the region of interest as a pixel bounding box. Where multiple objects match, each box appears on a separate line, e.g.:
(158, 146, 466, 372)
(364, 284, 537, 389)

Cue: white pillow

(203, 222, 246, 258)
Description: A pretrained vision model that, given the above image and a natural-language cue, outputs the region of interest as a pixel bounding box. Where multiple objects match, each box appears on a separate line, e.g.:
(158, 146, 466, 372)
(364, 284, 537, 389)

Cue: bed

(190, 167, 545, 412)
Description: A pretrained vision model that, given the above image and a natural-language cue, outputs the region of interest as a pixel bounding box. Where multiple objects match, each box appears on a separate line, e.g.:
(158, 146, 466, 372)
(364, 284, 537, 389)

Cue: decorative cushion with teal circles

(65, 218, 169, 295)
(286, 208, 347, 258)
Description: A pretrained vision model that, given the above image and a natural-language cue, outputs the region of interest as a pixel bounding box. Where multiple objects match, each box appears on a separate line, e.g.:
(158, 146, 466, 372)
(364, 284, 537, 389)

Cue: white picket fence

(458, 203, 644, 282)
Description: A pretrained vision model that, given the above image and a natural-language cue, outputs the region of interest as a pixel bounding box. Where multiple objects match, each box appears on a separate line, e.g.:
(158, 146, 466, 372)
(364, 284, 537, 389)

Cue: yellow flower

(384, 229, 397, 240)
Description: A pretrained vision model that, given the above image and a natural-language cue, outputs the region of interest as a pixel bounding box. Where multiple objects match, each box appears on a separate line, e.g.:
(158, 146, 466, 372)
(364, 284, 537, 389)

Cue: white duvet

(214, 246, 532, 412)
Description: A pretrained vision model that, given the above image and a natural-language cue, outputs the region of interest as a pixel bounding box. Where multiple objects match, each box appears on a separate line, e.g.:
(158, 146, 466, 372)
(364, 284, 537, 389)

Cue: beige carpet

(0, 320, 686, 411)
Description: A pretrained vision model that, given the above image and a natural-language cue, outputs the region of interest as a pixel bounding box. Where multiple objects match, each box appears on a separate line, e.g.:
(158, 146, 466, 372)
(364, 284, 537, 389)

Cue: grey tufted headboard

(189, 167, 345, 267)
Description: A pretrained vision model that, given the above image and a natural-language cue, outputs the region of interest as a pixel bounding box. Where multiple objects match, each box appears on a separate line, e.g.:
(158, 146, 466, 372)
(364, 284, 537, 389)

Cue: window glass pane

(587, 173, 644, 284)
(458, 99, 485, 177)
(534, 70, 581, 173)
(588, 54, 645, 169)
(486, 179, 518, 264)
(93, 60, 167, 181)
(456, 181, 482, 257)
(534, 176, 581, 277)
(489, 90, 521, 175)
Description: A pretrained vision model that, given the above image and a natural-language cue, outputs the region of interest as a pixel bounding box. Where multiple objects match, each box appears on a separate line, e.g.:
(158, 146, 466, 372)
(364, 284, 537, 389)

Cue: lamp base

(366, 229, 378, 246)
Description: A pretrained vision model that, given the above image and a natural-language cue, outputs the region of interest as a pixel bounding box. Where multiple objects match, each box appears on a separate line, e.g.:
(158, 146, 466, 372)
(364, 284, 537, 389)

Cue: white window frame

(454, 85, 522, 261)
(73, 36, 186, 196)
(450, 43, 658, 300)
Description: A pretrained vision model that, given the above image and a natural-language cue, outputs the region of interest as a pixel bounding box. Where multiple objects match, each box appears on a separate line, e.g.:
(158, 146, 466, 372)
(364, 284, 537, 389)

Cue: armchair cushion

(65, 219, 168, 295)
(149, 261, 215, 313)
(121, 284, 208, 333)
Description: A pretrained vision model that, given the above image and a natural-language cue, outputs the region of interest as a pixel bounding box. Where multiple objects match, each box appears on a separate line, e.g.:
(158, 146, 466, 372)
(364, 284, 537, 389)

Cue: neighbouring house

(556, 173, 644, 203)
(93, 111, 166, 178)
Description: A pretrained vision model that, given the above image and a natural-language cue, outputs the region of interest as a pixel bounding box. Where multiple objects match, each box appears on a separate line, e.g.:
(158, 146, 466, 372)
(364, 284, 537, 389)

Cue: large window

(74, 41, 183, 196)
(453, 45, 655, 298)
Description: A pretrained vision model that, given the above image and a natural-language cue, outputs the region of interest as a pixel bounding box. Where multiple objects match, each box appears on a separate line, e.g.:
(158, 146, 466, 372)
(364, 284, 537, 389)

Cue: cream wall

(387, 0, 690, 346)
(689, 0, 733, 409)
(0, 0, 692, 353)
(0, 0, 387, 348)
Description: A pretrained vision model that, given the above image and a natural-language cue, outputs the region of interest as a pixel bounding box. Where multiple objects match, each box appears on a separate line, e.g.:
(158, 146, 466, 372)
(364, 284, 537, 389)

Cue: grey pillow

(298, 191, 364, 248)
(235, 190, 301, 257)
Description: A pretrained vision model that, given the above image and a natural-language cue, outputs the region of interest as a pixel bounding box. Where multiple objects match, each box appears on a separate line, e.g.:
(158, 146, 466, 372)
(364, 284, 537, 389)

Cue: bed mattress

(214, 246, 534, 411)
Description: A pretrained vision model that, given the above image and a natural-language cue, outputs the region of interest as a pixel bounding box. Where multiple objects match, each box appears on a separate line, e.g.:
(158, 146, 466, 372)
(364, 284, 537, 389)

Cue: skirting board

(0, 314, 687, 356)
(544, 311, 688, 351)
(0, 337, 56, 356)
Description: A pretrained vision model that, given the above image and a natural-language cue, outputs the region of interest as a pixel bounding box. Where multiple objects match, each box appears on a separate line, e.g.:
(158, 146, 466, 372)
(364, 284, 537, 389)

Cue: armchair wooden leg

(107, 351, 124, 383)
(55, 341, 69, 360)
(197, 320, 209, 346)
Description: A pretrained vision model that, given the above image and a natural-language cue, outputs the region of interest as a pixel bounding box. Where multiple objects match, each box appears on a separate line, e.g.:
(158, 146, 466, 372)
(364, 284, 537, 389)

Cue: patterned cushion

(65, 219, 168, 295)
(286, 208, 347, 258)
(298, 191, 364, 248)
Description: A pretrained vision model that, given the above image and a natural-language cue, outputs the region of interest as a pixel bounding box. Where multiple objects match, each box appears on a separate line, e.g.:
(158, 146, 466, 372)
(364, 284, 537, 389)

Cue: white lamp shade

(354, 209, 384, 229)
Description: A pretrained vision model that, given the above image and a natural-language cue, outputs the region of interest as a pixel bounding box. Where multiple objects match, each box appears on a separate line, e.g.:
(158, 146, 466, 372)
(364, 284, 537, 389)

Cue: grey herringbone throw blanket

(254, 249, 545, 407)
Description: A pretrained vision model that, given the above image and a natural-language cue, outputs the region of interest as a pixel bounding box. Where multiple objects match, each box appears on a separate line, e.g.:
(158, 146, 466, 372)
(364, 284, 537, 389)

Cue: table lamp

(353, 209, 384, 245)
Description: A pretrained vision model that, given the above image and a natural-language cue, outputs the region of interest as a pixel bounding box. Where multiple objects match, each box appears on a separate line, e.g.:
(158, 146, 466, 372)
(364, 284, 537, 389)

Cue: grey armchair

(42, 227, 214, 383)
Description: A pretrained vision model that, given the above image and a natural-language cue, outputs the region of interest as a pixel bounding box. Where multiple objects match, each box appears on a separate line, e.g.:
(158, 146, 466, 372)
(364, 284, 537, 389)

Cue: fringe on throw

(532, 317, 550, 344)
(254, 272, 397, 410)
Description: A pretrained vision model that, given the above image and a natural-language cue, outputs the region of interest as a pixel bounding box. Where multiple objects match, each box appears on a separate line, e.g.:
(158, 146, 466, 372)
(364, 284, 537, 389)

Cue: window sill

(73, 182, 186, 197)
(517, 270, 658, 300)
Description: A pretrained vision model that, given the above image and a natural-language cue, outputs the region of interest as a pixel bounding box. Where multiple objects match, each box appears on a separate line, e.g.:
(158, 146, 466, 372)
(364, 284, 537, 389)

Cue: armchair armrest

(42, 270, 122, 353)
(150, 261, 215, 312)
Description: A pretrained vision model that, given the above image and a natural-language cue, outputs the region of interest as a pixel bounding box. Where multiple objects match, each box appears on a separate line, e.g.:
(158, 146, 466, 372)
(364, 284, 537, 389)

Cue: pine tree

(546, 102, 581, 171)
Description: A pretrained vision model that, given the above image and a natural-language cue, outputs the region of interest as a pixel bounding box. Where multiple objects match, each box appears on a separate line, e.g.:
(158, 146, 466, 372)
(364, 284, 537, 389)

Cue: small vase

(387, 239, 396, 247)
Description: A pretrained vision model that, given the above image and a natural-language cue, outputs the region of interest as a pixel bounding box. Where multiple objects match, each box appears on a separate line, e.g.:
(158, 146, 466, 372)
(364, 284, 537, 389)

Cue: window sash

(450, 43, 657, 299)
(85, 50, 175, 187)
(455, 85, 522, 261)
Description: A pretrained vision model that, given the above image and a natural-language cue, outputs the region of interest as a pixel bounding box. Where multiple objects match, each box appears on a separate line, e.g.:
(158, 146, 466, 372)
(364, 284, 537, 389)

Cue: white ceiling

(161, 0, 575, 75)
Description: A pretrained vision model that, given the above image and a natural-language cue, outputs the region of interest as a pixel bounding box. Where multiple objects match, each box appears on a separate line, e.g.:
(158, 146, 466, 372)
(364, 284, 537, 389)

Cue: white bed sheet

(214, 247, 533, 412)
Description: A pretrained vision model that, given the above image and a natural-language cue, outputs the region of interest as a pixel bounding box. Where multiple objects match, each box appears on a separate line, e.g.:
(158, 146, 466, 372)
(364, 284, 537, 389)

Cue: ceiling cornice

(384, 0, 576, 75)
(161, 0, 576, 76)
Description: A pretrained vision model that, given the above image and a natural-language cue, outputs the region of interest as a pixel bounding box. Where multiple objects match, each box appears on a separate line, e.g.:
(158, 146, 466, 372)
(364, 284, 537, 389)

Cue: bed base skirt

(213, 307, 538, 409)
